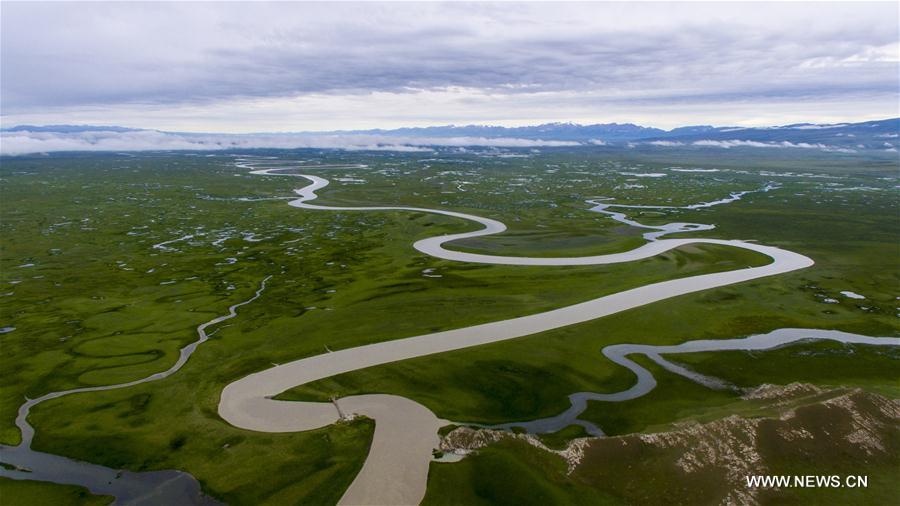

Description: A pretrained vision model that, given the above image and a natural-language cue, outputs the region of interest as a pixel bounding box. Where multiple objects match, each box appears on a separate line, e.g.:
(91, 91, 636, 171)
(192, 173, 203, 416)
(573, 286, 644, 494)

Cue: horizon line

(3, 116, 899, 135)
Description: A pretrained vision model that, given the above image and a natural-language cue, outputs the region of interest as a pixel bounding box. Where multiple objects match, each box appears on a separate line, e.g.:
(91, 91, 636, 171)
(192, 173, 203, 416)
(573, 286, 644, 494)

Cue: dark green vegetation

(577, 388, 900, 506)
(537, 424, 590, 450)
(582, 344, 900, 436)
(671, 341, 900, 397)
(277, 243, 771, 424)
(580, 354, 741, 436)
(288, 152, 899, 426)
(425, 387, 900, 506)
(1, 148, 897, 503)
(425, 438, 620, 506)
(0, 478, 111, 506)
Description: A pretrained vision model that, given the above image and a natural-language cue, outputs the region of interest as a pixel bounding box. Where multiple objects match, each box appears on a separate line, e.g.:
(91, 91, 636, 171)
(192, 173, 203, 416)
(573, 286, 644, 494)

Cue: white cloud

(0, 129, 577, 156)
(619, 172, 667, 178)
(690, 139, 857, 153)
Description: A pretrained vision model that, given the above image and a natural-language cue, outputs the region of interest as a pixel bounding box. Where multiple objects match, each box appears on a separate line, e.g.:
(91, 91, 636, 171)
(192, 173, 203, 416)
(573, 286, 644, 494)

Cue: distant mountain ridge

(343, 122, 668, 141)
(640, 118, 899, 146)
(3, 118, 898, 151)
(347, 118, 899, 145)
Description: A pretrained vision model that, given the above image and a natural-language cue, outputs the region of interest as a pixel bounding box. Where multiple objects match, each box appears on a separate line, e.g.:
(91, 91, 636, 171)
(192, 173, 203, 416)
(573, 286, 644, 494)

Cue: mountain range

(341, 119, 900, 147)
(2, 118, 898, 154)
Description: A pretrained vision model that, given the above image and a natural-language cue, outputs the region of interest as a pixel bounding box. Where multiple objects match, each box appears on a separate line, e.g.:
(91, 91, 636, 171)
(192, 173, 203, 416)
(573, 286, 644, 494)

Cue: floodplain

(1, 147, 897, 504)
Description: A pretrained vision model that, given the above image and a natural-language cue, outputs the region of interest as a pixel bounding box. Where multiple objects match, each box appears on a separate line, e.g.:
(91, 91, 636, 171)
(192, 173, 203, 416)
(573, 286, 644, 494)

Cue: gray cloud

(0, 129, 577, 156)
(1, 3, 897, 129)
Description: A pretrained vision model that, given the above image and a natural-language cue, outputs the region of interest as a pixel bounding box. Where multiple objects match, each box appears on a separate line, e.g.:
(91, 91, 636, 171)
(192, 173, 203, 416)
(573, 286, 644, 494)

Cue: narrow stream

(7, 159, 895, 506)
(487, 329, 900, 436)
(0, 277, 271, 505)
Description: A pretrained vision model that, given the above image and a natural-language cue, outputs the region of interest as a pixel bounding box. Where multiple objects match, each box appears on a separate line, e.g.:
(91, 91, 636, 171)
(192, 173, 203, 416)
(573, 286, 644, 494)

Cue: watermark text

(746, 475, 867, 489)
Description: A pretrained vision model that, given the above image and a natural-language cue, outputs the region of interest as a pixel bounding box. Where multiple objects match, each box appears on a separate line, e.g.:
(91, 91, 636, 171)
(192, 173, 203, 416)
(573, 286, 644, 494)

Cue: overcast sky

(2, 2, 898, 132)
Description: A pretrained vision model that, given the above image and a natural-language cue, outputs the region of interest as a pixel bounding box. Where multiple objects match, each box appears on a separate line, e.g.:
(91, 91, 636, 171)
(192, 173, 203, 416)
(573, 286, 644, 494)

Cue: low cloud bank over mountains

(1, 119, 897, 156)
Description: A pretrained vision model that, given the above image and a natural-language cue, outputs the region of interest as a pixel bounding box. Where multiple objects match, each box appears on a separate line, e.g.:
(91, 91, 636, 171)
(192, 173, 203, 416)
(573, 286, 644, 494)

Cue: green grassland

(1, 148, 897, 503)
(580, 346, 900, 436)
(425, 438, 622, 506)
(424, 381, 900, 506)
(0, 478, 112, 506)
(668, 341, 900, 397)
(285, 152, 898, 426)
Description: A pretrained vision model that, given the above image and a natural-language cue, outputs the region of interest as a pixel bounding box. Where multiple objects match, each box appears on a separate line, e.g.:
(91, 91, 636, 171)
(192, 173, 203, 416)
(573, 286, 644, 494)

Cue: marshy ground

(1, 147, 897, 504)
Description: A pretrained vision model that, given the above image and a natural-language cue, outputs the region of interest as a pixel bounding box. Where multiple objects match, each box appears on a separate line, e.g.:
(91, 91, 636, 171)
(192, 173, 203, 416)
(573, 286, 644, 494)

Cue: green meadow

(1, 148, 897, 503)
(0, 478, 112, 506)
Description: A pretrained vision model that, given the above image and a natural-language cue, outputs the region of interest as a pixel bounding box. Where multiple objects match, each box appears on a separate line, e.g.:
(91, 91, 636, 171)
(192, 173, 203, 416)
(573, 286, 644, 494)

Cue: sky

(1, 1, 899, 133)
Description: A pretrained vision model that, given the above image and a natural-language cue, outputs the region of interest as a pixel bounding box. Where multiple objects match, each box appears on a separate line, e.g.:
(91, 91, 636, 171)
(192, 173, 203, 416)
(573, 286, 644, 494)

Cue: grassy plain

(1, 148, 897, 503)
(423, 384, 900, 506)
(669, 341, 900, 396)
(286, 151, 898, 426)
(0, 478, 111, 506)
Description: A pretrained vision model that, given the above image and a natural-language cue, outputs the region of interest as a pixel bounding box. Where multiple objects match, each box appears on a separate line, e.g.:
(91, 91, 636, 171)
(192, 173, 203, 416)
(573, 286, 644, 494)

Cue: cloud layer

(1, 3, 897, 130)
(689, 139, 857, 153)
(0, 129, 578, 156)
(4, 127, 888, 156)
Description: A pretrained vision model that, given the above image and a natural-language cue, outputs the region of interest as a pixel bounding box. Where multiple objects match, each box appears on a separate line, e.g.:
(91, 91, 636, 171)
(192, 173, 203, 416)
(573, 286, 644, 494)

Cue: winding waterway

(0, 277, 271, 504)
(218, 160, 893, 505)
(5, 158, 896, 506)
(489, 328, 900, 436)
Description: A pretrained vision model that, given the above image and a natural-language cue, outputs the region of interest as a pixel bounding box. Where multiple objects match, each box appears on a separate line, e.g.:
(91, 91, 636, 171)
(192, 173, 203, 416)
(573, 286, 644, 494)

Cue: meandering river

(4, 159, 895, 506)
(218, 161, 894, 505)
